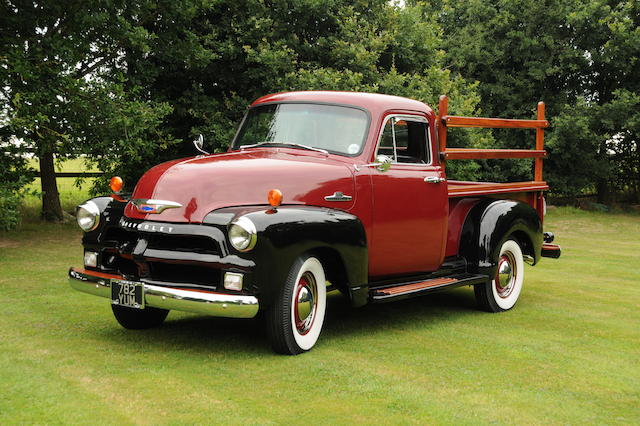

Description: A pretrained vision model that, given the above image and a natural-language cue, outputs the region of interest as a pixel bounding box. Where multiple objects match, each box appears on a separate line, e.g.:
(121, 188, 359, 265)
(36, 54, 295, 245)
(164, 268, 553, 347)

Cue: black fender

(459, 199, 543, 279)
(204, 205, 369, 308)
(79, 196, 125, 245)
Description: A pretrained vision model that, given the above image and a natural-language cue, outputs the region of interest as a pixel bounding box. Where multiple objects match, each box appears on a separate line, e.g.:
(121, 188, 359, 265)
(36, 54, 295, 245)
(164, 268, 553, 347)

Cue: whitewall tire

(475, 239, 525, 312)
(266, 255, 327, 354)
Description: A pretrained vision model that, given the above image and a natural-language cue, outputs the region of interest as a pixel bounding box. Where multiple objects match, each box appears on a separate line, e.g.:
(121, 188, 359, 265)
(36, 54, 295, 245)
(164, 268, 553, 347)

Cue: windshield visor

(232, 103, 369, 156)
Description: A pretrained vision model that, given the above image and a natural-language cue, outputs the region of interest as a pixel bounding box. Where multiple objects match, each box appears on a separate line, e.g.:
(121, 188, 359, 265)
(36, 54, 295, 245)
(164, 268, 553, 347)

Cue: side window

(378, 117, 430, 164)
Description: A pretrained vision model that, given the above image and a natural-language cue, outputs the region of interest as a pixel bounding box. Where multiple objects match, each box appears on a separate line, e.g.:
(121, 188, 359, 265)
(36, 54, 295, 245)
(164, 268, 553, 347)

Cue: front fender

(79, 196, 126, 245)
(459, 200, 543, 278)
(204, 206, 368, 308)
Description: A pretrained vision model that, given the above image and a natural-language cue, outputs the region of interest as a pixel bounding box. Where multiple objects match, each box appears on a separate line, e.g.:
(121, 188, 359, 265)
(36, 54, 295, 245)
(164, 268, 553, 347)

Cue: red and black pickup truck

(69, 91, 561, 354)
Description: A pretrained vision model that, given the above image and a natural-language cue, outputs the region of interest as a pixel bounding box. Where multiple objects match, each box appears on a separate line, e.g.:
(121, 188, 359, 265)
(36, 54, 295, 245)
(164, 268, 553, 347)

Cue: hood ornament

(130, 199, 182, 214)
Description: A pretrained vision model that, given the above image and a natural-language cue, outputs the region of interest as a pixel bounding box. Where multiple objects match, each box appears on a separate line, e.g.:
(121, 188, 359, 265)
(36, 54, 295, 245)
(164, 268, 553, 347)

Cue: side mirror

(375, 154, 392, 172)
(193, 134, 209, 155)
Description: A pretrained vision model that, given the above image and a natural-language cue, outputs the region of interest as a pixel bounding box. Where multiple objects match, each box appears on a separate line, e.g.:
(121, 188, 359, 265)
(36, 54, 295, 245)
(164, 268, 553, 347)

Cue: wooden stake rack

(437, 95, 550, 197)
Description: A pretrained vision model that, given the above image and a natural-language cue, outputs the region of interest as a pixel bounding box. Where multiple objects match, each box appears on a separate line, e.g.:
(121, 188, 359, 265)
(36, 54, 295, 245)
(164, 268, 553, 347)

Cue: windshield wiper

(240, 141, 328, 155)
(239, 141, 275, 149)
(278, 142, 328, 154)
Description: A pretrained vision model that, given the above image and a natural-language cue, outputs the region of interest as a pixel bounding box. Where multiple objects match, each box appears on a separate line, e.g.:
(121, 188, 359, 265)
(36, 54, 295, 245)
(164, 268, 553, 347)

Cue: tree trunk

(596, 179, 611, 205)
(39, 150, 64, 221)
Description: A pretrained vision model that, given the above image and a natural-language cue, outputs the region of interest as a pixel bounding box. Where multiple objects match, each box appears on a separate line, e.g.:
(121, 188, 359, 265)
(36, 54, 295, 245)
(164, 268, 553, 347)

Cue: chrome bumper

(68, 268, 259, 319)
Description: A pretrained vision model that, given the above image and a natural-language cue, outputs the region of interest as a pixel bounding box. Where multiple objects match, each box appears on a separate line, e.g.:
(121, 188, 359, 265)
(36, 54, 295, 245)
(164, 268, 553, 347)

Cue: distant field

(22, 158, 98, 220)
(1, 207, 638, 424)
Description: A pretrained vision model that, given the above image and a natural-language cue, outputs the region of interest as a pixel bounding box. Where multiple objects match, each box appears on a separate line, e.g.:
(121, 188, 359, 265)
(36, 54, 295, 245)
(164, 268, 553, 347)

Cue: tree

(0, 1, 172, 220)
(2, 0, 482, 213)
(105, 0, 482, 184)
(430, 0, 640, 199)
(600, 90, 640, 201)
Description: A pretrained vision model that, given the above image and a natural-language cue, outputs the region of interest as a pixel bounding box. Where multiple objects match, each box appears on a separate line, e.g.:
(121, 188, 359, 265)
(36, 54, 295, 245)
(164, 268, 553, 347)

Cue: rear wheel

(475, 239, 524, 312)
(111, 304, 169, 329)
(266, 256, 327, 355)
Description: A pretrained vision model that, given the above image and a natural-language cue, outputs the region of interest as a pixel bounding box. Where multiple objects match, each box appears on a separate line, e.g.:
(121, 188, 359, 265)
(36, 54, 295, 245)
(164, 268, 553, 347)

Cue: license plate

(111, 279, 144, 309)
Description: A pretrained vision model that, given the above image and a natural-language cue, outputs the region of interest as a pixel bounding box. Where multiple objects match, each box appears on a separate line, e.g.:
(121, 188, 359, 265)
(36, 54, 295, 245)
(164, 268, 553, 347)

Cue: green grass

(1, 207, 639, 424)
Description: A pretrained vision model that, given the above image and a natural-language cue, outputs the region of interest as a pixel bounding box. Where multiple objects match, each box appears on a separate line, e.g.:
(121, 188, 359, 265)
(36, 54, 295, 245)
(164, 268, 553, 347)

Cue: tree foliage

(1, 0, 638, 221)
(0, 0, 174, 220)
(430, 0, 640, 198)
(109, 0, 481, 185)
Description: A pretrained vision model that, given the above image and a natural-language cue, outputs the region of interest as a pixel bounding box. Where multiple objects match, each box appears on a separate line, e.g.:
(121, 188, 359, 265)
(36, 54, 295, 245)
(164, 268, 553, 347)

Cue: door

(369, 115, 448, 277)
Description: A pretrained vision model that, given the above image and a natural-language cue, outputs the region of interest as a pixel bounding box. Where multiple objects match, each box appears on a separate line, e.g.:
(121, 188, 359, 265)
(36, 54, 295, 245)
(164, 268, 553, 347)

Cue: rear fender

(459, 200, 543, 278)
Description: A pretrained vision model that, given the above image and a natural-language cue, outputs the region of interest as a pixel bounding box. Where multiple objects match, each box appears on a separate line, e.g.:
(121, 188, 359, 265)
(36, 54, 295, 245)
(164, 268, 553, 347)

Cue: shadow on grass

(324, 287, 480, 338)
(95, 287, 481, 355)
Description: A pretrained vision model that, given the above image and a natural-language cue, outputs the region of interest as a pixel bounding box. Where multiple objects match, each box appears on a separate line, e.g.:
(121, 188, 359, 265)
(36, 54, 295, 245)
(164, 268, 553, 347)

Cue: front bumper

(68, 267, 259, 319)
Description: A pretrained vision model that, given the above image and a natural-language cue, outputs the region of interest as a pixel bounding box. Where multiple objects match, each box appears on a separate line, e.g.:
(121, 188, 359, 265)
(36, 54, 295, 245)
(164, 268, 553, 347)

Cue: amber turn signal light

(110, 176, 123, 193)
(268, 189, 283, 207)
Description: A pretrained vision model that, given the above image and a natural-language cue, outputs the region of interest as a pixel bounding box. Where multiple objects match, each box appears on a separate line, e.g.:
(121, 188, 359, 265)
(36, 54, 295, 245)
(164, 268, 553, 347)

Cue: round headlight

(228, 216, 257, 252)
(76, 201, 100, 232)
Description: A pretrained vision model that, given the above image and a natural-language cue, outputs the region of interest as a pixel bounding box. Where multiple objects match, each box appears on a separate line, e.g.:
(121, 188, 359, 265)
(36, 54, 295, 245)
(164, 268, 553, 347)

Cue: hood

(124, 149, 356, 223)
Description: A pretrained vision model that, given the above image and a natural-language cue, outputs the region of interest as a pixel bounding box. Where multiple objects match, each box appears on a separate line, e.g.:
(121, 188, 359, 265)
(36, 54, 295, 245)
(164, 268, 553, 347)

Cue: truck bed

(447, 180, 549, 197)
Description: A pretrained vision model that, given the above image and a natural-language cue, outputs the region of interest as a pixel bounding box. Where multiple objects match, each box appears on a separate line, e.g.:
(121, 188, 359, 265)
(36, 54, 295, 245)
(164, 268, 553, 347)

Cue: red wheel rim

(293, 272, 317, 335)
(495, 253, 516, 299)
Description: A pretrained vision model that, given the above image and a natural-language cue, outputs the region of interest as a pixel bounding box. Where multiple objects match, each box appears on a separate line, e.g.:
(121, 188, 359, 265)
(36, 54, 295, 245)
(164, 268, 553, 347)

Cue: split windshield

(232, 103, 369, 156)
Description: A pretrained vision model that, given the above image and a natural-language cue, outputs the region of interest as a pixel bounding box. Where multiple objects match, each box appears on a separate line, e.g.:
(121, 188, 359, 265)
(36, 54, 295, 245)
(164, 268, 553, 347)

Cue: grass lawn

(1, 206, 638, 424)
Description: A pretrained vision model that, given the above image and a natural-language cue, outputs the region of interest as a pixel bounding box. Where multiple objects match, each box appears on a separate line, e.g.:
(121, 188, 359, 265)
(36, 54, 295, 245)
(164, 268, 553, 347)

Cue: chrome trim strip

(68, 268, 259, 319)
(324, 191, 353, 202)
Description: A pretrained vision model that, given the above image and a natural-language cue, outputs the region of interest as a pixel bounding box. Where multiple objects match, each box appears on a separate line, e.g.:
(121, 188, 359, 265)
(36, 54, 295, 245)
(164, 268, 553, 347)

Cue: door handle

(424, 176, 446, 183)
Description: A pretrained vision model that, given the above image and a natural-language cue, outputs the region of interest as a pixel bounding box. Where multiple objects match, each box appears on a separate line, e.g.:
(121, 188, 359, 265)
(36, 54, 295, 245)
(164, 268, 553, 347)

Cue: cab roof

(252, 91, 433, 115)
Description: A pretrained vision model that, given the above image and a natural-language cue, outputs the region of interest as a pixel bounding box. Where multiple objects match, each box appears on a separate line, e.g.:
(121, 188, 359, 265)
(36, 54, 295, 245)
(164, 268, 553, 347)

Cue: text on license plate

(111, 280, 144, 309)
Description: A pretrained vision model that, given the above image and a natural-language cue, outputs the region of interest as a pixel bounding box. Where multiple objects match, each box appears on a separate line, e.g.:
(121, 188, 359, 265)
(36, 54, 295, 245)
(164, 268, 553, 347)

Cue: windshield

(232, 103, 369, 156)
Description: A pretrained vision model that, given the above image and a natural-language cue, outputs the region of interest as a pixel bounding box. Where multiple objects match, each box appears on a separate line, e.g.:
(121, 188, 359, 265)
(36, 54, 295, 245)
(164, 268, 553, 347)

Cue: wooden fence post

(438, 95, 448, 166)
(535, 101, 545, 182)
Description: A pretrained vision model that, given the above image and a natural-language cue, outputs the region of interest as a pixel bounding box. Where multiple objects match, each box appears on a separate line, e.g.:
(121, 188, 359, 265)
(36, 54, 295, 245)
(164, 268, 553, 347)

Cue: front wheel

(111, 304, 169, 329)
(266, 256, 327, 355)
(475, 239, 524, 312)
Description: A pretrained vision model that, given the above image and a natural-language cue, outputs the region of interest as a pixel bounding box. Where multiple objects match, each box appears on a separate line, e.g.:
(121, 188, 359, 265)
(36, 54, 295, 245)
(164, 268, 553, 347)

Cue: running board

(370, 273, 488, 303)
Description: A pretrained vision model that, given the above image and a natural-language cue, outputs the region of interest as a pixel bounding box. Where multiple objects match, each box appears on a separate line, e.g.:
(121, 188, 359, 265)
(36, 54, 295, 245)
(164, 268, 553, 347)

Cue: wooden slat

(376, 277, 458, 296)
(443, 116, 549, 129)
(448, 181, 549, 197)
(443, 148, 547, 160)
(437, 95, 548, 185)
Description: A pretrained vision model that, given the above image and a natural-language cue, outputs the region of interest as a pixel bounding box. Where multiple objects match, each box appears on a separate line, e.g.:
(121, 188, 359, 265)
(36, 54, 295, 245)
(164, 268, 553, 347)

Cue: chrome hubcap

(294, 273, 317, 335)
(495, 253, 516, 298)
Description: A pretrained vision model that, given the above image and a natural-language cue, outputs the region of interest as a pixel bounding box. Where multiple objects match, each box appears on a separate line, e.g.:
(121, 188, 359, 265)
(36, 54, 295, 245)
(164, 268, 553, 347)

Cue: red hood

(124, 149, 356, 223)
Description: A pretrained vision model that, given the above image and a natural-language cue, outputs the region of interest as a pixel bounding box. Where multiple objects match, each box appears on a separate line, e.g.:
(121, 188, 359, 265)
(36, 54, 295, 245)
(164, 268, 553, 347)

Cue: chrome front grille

(99, 220, 226, 289)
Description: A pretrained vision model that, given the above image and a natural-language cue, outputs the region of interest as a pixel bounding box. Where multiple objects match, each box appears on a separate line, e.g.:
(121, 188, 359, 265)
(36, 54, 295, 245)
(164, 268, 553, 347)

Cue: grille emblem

(129, 199, 182, 214)
(119, 218, 174, 233)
